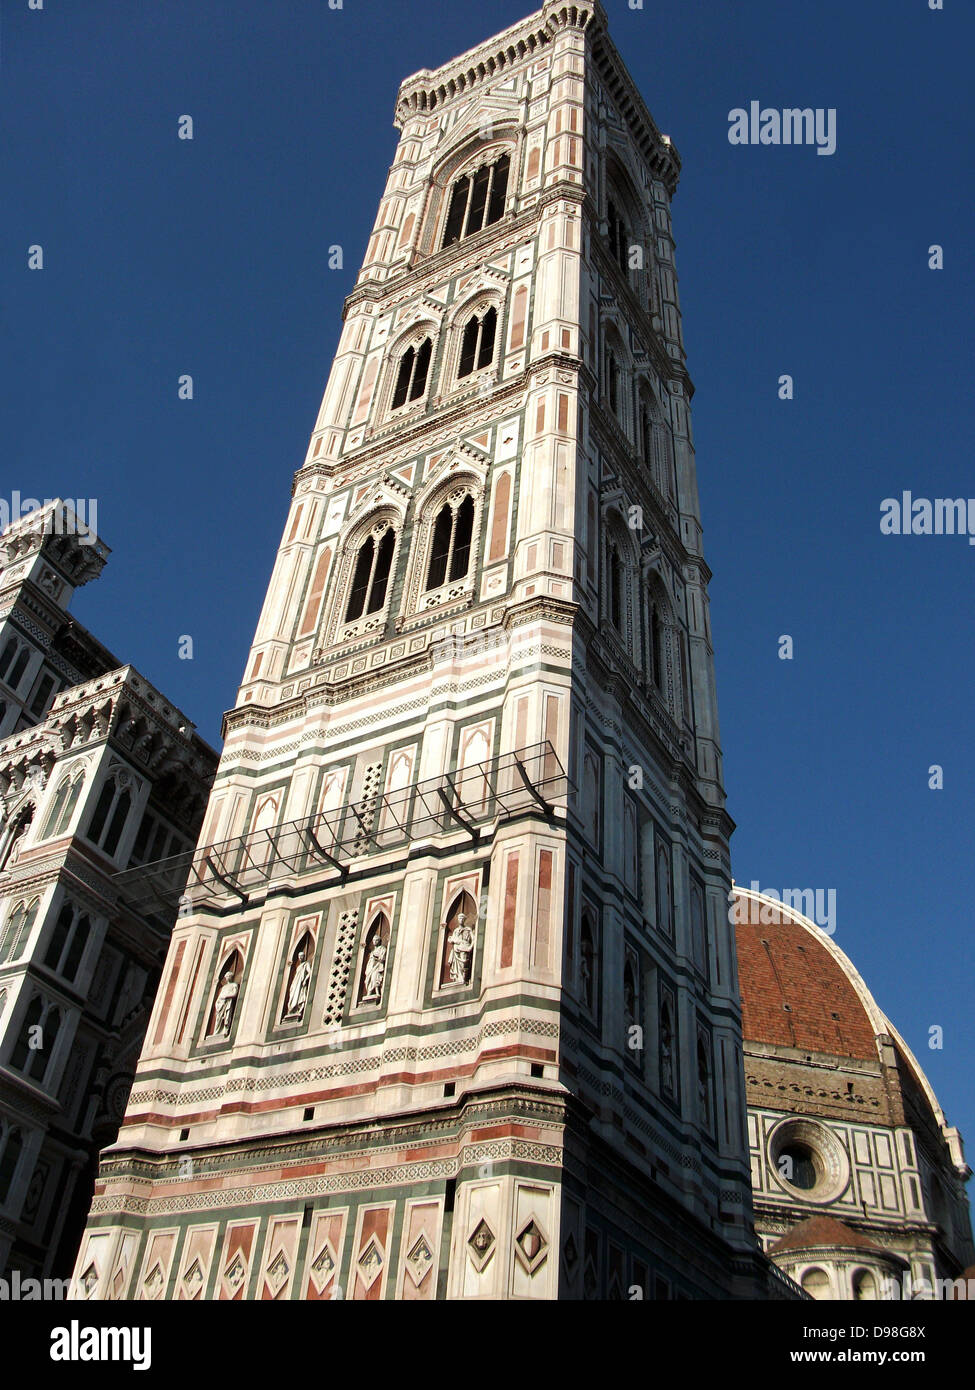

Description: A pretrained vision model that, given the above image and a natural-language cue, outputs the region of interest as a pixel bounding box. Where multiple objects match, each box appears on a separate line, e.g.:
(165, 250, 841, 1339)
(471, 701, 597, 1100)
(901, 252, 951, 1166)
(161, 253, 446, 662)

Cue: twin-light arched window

(345, 526, 396, 622)
(391, 338, 432, 409)
(441, 153, 510, 249)
(458, 309, 497, 378)
(426, 495, 474, 591)
(343, 492, 477, 626)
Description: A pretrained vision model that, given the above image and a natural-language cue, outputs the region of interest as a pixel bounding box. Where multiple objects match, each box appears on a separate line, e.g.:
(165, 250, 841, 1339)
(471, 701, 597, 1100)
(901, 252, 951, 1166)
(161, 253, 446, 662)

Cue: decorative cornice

(393, 3, 600, 128)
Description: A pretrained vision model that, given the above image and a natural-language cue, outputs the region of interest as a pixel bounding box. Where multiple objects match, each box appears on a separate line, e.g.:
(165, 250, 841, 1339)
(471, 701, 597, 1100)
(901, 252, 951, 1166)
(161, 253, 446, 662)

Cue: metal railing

(112, 741, 567, 917)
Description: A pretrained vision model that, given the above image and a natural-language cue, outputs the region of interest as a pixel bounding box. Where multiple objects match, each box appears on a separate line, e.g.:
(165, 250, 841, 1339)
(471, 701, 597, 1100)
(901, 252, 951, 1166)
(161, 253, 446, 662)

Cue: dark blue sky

(3, 1, 973, 1149)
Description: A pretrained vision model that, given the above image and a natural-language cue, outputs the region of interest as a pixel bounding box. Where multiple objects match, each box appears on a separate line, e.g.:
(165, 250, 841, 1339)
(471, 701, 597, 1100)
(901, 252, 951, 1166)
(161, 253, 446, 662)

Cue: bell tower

(72, 1, 768, 1301)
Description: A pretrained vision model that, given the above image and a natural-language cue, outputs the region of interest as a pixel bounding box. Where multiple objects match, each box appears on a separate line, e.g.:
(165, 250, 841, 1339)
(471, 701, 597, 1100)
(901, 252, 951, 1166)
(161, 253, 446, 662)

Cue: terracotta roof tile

(734, 902, 878, 1060)
(770, 1216, 890, 1257)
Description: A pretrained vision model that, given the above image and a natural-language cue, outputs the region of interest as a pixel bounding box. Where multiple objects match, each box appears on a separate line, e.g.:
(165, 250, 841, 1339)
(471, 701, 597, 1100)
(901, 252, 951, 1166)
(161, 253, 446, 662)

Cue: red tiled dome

(770, 1216, 897, 1260)
(733, 890, 880, 1060)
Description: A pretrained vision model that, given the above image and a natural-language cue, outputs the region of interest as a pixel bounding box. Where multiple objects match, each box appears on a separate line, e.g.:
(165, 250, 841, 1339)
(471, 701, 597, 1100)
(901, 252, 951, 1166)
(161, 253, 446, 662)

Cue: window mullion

(58, 907, 76, 974)
(444, 510, 458, 582)
(484, 163, 496, 228)
(461, 177, 474, 239)
(364, 540, 380, 613)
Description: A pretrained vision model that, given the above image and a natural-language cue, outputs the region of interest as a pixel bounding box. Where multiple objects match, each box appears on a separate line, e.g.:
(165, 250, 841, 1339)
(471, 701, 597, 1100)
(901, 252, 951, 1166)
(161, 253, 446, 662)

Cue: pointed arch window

(0, 1124, 23, 1204)
(43, 900, 91, 981)
(441, 153, 510, 249)
(0, 640, 32, 693)
(458, 307, 497, 378)
(606, 348, 620, 416)
(426, 494, 475, 591)
(345, 526, 396, 622)
(641, 405, 653, 467)
(649, 602, 664, 691)
(690, 879, 708, 980)
(0, 897, 40, 964)
(86, 777, 132, 857)
(391, 337, 432, 409)
(0, 639, 17, 683)
(42, 778, 71, 839)
(607, 197, 628, 274)
(42, 769, 84, 840)
(609, 545, 623, 629)
(656, 841, 672, 936)
(11, 996, 61, 1082)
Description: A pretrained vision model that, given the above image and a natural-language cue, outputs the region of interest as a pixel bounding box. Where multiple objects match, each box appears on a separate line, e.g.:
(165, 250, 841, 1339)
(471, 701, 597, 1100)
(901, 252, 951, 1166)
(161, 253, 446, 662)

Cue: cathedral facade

(0, 501, 216, 1279)
(70, 2, 779, 1301)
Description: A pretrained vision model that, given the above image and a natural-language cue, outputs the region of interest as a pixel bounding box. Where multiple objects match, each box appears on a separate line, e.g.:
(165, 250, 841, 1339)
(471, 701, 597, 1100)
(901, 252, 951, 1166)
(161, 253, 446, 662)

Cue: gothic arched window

(42, 778, 71, 839)
(391, 338, 432, 409)
(0, 641, 31, 693)
(458, 308, 497, 378)
(641, 404, 653, 467)
(609, 545, 623, 630)
(345, 526, 396, 622)
(0, 639, 17, 683)
(649, 602, 664, 691)
(42, 769, 84, 840)
(656, 842, 672, 936)
(606, 348, 620, 416)
(607, 197, 628, 274)
(43, 900, 91, 981)
(87, 777, 132, 857)
(0, 1124, 23, 1204)
(12, 1003, 43, 1079)
(426, 495, 475, 591)
(441, 153, 510, 248)
(0, 898, 40, 964)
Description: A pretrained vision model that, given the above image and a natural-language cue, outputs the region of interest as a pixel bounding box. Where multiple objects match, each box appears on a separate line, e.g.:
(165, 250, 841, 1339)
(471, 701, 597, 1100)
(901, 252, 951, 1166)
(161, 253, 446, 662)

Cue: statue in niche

(579, 920, 595, 1010)
(283, 944, 312, 1021)
(360, 932, 387, 1004)
(623, 964, 636, 1030)
(211, 966, 239, 1037)
(0, 803, 33, 872)
(697, 1041, 711, 1126)
(446, 913, 475, 985)
(660, 1006, 675, 1094)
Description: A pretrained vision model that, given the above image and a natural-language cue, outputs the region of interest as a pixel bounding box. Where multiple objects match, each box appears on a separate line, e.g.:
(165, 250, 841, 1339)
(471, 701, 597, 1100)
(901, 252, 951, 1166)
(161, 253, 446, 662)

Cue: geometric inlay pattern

(322, 909, 359, 1026)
